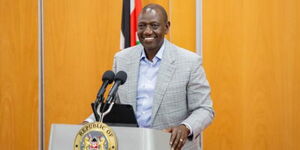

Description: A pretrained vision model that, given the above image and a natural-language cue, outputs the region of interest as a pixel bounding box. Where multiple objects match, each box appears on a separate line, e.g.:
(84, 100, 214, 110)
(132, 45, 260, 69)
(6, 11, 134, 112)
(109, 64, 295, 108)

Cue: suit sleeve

(182, 56, 215, 140)
(112, 54, 121, 103)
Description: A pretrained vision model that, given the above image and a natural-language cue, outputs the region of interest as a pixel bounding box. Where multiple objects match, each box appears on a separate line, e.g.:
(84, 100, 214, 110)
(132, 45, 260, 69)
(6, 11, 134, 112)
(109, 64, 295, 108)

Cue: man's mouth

(144, 37, 155, 42)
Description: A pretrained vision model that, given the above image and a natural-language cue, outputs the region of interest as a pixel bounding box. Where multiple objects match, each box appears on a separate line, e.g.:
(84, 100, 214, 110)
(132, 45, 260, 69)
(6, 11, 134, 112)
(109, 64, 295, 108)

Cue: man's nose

(143, 25, 153, 35)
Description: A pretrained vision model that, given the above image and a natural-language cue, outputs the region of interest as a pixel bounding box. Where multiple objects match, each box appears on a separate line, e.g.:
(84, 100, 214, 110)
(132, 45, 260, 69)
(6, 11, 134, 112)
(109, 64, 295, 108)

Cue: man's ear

(165, 21, 170, 34)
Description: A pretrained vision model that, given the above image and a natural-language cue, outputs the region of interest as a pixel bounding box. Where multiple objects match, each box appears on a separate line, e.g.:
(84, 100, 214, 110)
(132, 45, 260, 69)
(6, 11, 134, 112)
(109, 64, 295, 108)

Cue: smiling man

(85, 3, 214, 150)
(136, 4, 169, 61)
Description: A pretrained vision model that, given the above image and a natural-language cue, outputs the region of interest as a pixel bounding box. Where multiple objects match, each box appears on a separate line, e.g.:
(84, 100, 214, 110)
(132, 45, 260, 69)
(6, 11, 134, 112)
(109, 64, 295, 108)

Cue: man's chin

(142, 45, 157, 51)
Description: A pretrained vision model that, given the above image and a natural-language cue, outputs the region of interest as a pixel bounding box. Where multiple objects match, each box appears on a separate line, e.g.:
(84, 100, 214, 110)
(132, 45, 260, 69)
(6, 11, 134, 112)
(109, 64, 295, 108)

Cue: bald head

(140, 4, 168, 23)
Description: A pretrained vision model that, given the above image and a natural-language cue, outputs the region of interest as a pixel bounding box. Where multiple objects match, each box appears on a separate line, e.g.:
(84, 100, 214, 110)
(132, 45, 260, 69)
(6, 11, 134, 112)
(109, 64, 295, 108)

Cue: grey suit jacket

(87, 40, 214, 149)
(113, 40, 214, 150)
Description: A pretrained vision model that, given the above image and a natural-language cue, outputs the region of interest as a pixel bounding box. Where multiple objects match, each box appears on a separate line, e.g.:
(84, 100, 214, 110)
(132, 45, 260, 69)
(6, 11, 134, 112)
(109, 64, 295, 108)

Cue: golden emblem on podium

(74, 122, 117, 150)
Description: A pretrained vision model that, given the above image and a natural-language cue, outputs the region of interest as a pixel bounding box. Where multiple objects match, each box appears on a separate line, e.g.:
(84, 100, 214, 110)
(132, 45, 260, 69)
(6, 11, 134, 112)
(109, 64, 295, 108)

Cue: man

(85, 4, 214, 150)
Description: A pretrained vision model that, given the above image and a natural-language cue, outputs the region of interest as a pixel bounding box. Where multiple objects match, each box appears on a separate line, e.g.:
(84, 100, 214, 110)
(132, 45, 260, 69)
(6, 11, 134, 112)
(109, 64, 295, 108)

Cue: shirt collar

(140, 39, 165, 61)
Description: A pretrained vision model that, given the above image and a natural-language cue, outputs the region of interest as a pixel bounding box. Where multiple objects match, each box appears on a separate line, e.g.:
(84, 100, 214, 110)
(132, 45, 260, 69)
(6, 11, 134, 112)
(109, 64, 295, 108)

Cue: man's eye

(151, 24, 159, 29)
(138, 24, 146, 28)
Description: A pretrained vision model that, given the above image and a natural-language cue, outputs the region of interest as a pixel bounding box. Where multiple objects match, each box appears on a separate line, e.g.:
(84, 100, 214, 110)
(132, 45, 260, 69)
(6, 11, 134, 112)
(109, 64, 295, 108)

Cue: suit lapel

(150, 40, 176, 125)
(124, 46, 142, 112)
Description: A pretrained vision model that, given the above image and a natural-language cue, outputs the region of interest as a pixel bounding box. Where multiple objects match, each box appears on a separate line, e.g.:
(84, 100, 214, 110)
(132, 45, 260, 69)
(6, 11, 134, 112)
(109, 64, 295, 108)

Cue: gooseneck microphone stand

(96, 100, 115, 122)
(93, 70, 127, 122)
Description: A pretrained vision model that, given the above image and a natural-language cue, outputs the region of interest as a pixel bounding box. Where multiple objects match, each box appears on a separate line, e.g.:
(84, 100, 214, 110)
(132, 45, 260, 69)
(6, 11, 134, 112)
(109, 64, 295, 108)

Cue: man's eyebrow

(138, 21, 160, 23)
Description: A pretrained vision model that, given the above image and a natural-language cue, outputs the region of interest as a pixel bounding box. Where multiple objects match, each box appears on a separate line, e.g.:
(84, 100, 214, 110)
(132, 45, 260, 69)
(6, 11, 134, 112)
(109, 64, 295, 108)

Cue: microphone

(106, 71, 127, 104)
(99, 71, 127, 119)
(93, 70, 115, 121)
(96, 70, 115, 101)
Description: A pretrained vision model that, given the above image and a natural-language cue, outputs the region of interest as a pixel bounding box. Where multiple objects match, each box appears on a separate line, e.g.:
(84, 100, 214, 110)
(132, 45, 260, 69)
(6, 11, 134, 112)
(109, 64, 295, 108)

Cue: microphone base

(91, 102, 112, 122)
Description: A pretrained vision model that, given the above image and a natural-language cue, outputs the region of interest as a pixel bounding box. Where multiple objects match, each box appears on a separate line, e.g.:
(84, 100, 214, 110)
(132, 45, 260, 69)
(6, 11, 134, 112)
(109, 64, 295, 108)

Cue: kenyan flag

(120, 0, 142, 49)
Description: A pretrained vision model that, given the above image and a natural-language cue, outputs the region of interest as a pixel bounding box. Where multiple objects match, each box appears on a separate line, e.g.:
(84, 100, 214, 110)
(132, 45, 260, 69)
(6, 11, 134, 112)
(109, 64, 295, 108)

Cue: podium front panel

(49, 124, 170, 150)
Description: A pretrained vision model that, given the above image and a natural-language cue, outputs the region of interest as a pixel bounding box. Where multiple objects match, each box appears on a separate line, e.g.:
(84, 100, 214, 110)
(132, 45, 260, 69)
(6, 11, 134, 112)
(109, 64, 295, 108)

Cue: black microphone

(106, 71, 127, 104)
(92, 70, 115, 121)
(96, 70, 115, 100)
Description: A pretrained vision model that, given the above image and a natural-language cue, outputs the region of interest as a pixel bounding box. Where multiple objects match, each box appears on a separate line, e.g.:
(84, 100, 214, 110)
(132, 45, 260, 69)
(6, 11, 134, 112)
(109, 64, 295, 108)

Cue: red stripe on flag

(130, 0, 142, 46)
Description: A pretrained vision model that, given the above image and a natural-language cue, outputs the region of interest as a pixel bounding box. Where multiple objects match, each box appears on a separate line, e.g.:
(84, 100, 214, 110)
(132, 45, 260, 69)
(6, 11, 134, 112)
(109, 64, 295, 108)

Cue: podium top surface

(49, 123, 171, 150)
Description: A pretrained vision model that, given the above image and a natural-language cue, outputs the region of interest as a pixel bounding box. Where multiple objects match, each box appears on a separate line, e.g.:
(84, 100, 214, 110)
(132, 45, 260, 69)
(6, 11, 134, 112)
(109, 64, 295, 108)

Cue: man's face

(137, 8, 169, 52)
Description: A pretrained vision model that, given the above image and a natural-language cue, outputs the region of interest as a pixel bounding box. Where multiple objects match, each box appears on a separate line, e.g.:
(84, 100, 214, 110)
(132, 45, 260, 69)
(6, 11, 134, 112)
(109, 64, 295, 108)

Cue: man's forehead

(145, 7, 158, 14)
(139, 8, 163, 20)
(140, 8, 162, 18)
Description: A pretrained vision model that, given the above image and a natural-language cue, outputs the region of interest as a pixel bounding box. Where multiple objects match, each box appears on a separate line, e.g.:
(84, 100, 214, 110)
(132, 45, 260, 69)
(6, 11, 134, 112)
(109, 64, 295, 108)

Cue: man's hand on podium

(163, 124, 190, 150)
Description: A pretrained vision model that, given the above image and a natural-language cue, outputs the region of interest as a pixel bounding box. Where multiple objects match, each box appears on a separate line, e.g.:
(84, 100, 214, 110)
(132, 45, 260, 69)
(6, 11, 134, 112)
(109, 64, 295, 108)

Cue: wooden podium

(49, 124, 171, 150)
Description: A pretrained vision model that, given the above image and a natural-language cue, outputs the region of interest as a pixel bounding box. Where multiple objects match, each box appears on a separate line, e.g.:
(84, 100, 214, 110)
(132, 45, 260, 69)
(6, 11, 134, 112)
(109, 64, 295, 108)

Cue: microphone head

(102, 70, 115, 84)
(114, 71, 127, 85)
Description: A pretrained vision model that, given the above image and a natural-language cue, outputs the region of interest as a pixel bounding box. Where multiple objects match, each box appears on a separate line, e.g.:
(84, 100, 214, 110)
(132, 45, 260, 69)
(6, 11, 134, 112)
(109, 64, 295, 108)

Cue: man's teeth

(145, 37, 154, 40)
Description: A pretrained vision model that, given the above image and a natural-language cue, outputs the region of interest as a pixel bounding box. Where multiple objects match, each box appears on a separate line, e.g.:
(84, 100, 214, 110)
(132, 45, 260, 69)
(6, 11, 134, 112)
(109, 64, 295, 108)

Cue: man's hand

(163, 124, 190, 150)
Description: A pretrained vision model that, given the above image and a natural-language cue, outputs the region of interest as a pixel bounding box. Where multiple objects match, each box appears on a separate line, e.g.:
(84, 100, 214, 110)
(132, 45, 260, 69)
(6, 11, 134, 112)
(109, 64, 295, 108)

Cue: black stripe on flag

(121, 0, 130, 48)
